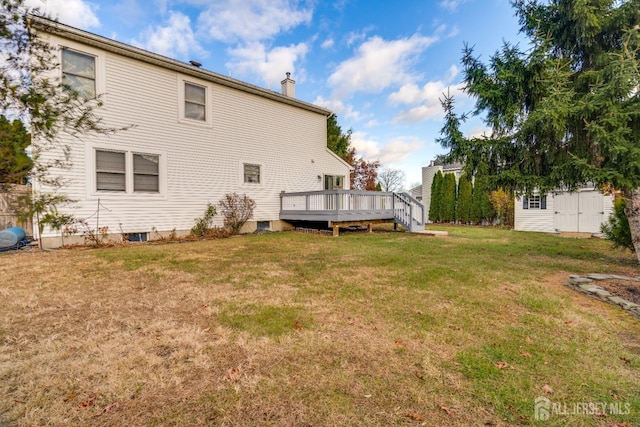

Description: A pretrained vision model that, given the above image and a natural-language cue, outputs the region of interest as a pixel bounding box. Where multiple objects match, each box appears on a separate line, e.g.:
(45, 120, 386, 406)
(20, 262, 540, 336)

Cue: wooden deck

(279, 190, 425, 235)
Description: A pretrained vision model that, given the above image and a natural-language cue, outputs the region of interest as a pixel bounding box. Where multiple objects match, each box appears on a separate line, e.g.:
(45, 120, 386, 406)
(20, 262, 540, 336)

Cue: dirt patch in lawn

(595, 278, 640, 305)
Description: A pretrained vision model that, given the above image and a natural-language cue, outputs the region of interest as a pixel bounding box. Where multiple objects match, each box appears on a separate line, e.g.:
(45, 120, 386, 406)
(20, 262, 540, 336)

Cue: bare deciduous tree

(377, 168, 406, 193)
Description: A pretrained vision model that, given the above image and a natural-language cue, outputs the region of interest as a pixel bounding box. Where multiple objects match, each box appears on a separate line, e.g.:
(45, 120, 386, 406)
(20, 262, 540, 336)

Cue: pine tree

(429, 170, 443, 222)
(441, 173, 457, 222)
(438, 0, 640, 262)
(456, 173, 473, 223)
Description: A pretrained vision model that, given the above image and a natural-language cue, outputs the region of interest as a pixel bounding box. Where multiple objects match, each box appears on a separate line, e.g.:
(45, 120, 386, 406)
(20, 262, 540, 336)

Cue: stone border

(565, 274, 640, 319)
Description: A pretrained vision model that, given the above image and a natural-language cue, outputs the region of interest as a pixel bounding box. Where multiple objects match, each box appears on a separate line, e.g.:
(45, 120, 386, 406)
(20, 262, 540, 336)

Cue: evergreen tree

(0, 116, 32, 185)
(471, 172, 494, 224)
(429, 170, 443, 222)
(326, 114, 351, 159)
(456, 173, 473, 223)
(437, 0, 640, 262)
(441, 173, 457, 222)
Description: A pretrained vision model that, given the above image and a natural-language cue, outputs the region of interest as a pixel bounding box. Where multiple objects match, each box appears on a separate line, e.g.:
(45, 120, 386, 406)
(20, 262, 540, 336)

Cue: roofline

(325, 148, 354, 170)
(27, 15, 332, 117)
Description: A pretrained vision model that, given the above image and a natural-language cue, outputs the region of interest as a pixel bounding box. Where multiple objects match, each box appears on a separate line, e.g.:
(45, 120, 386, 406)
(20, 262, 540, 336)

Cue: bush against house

(219, 193, 256, 235)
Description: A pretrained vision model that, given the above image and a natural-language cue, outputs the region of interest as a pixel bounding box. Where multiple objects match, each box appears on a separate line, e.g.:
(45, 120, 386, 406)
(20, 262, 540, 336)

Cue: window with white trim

(324, 175, 344, 190)
(133, 154, 159, 192)
(96, 150, 126, 192)
(62, 48, 96, 98)
(95, 150, 160, 194)
(184, 82, 206, 121)
(244, 163, 261, 184)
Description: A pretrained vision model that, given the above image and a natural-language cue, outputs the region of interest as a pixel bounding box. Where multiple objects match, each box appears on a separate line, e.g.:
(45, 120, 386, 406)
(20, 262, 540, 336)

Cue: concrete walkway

(411, 229, 449, 236)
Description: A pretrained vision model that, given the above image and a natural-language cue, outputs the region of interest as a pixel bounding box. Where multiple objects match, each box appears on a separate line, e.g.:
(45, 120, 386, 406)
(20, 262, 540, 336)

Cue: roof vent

(189, 60, 202, 68)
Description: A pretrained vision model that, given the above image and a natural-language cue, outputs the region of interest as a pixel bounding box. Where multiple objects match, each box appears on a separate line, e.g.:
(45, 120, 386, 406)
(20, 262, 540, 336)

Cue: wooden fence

(0, 184, 32, 235)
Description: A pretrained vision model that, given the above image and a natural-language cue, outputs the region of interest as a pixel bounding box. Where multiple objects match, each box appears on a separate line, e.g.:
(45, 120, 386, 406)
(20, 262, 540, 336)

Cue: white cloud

(321, 38, 334, 49)
(133, 12, 206, 61)
(379, 137, 424, 164)
(328, 33, 438, 97)
(351, 132, 423, 166)
(344, 28, 371, 47)
(26, 0, 99, 29)
(390, 65, 464, 123)
(313, 96, 361, 121)
(197, 0, 312, 43)
(351, 131, 381, 160)
(227, 42, 308, 87)
(466, 126, 491, 139)
(439, 0, 469, 11)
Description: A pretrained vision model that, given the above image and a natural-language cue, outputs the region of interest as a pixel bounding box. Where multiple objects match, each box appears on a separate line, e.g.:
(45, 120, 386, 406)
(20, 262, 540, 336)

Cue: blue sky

(28, 0, 525, 187)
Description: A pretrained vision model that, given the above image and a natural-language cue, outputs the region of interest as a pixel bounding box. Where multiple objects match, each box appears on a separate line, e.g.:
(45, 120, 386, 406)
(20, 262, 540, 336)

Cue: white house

(420, 160, 464, 220)
(514, 188, 614, 234)
(30, 16, 351, 248)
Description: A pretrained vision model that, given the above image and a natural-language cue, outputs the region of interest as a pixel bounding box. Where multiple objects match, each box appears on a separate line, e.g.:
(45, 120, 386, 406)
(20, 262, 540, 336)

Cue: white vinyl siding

(62, 48, 96, 98)
(515, 190, 614, 233)
(96, 150, 126, 192)
(35, 32, 350, 242)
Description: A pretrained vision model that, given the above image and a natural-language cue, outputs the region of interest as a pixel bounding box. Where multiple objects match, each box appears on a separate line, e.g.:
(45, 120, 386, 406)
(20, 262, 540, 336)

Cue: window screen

(185, 83, 206, 121)
(96, 150, 126, 192)
(62, 49, 96, 98)
(244, 163, 261, 183)
(133, 154, 159, 192)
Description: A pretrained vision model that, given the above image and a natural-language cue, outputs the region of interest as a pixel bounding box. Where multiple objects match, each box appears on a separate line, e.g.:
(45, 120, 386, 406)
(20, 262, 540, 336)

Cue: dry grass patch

(1, 228, 639, 426)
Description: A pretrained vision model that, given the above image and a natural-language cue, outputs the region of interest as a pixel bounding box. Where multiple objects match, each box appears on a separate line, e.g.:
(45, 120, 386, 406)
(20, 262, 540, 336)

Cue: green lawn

(1, 226, 638, 426)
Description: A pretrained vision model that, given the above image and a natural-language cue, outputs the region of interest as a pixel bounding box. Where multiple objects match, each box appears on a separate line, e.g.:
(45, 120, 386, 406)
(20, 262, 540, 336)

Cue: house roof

(27, 15, 332, 117)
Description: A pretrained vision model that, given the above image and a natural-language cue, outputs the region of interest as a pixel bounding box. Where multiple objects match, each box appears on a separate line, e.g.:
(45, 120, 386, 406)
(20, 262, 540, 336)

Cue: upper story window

(244, 163, 261, 184)
(62, 48, 96, 98)
(184, 82, 206, 121)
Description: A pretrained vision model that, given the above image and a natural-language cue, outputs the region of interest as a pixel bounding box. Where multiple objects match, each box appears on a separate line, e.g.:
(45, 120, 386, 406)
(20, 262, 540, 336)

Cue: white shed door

(579, 191, 605, 233)
(554, 193, 578, 232)
(554, 191, 604, 233)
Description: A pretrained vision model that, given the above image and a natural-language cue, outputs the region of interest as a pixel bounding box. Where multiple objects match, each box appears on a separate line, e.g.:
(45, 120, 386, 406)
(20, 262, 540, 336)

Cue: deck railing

(280, 190, 424, 231)
(280, 190, 393, 214)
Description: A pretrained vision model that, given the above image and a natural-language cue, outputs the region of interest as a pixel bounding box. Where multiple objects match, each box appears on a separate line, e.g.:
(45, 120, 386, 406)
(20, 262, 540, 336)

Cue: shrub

(219, 193, 256, 235)
(489, 188, 514, 227)
(601, 198, 634, 252)
(191, 203, 217, 236)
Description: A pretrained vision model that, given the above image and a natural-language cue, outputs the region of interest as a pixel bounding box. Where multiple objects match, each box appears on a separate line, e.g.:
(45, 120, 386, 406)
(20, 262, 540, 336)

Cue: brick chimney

(280, 72, 295, 98)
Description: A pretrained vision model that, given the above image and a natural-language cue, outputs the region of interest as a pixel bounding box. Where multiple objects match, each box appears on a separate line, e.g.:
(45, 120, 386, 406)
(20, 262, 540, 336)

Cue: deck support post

(367, 223, 373, 233)
(332, 225, 340, 237)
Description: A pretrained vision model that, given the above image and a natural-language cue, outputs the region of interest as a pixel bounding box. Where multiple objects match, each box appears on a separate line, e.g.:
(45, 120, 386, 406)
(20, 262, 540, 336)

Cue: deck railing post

(409, 203, 413, 231)
(305, 194, 309, 211)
